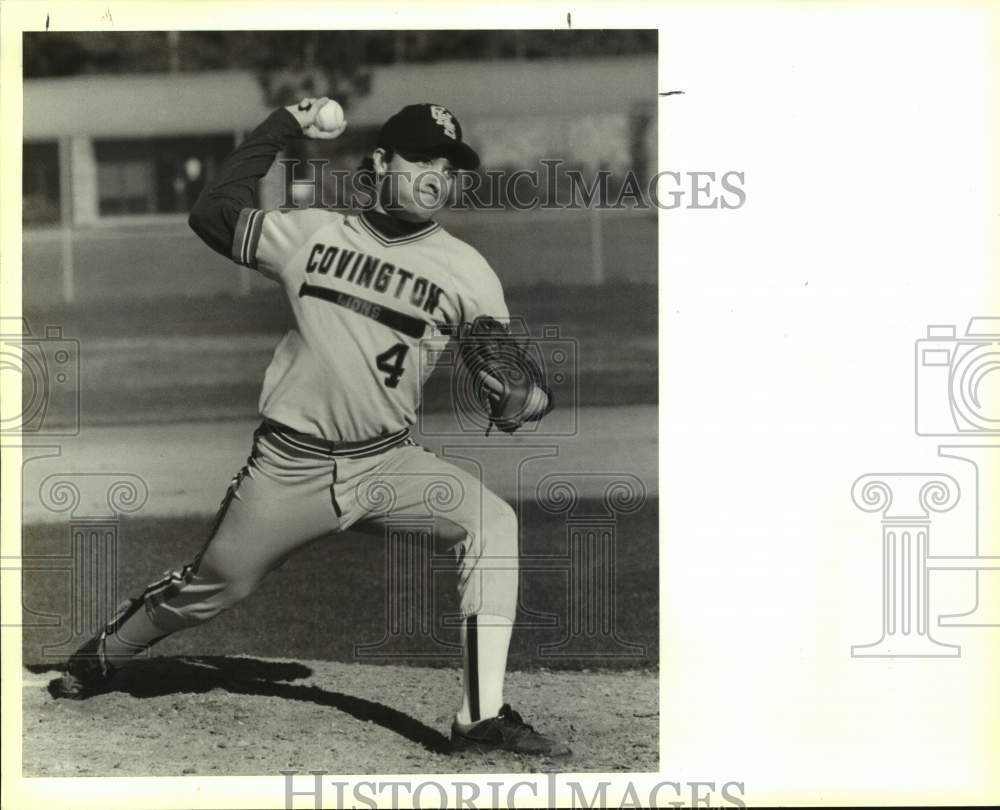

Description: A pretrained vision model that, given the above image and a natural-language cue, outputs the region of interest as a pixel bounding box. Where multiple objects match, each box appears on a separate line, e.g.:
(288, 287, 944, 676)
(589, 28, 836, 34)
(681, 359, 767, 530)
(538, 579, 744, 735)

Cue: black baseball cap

(377, 103, 480, 170)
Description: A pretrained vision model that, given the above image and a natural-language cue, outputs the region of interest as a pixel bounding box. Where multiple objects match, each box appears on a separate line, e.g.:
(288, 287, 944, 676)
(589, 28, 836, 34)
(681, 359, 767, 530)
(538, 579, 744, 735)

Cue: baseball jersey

(230, 207, 509, 442)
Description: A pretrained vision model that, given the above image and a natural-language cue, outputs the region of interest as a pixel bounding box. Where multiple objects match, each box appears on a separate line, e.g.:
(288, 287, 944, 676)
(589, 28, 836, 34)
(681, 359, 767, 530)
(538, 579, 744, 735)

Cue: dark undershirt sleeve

(187, 107, 302, 259)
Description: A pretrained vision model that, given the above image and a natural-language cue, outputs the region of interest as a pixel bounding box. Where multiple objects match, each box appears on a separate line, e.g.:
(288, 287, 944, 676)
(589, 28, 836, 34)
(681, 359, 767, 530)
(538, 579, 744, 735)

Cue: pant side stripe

(467, 615, 480, 722)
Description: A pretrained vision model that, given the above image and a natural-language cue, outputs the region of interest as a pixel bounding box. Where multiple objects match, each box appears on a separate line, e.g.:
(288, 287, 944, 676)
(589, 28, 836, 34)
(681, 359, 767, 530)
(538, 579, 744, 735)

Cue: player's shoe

(451, 704, 571, 757)
(54, 629, 119, 699)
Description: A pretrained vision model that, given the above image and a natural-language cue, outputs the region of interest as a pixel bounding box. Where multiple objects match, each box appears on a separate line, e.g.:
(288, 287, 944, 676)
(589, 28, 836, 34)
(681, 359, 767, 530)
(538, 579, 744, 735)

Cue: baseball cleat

(54, 631, 119, 700)
(451, 704, 572, 757)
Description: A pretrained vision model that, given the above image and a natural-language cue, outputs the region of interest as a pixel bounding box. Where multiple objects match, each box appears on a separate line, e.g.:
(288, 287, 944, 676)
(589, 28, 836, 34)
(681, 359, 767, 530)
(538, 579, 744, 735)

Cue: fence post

(589, 204, 605, 285)
(58, 137, 75, 305)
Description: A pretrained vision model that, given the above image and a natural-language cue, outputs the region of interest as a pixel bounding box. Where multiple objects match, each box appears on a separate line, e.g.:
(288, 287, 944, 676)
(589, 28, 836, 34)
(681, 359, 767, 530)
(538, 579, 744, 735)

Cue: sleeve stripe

(230, 208, 251, 264)
(231, 207, 264, 268)
(245, 209, 264, 267)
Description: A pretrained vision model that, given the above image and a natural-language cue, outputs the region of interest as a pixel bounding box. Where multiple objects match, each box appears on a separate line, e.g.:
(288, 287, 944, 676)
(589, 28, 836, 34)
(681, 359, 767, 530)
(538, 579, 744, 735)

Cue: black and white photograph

(13, 24, 659, 779)
(5, 2, 998, 809)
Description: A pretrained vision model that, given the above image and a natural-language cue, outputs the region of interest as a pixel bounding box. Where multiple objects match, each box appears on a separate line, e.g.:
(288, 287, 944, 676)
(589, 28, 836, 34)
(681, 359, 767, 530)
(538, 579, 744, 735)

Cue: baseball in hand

(316, 100, 345, 133)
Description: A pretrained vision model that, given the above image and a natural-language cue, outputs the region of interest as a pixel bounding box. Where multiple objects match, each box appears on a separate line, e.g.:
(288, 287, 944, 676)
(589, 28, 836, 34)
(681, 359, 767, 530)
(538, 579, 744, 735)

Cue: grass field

(23, 208, 655, 305)
(22, 497, 658, 673)
(22, 282, 657, 427)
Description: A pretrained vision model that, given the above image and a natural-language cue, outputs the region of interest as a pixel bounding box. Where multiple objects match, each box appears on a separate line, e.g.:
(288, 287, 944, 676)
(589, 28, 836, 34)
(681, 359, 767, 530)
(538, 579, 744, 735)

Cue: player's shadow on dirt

(34, 655, 452, 754)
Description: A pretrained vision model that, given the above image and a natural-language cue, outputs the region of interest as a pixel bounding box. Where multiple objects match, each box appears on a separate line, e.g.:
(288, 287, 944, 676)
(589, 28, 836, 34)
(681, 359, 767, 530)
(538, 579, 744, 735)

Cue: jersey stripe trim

(357, 212, 441, 247)
(298, 283, 428, 339)
(231, 207, 264, 268)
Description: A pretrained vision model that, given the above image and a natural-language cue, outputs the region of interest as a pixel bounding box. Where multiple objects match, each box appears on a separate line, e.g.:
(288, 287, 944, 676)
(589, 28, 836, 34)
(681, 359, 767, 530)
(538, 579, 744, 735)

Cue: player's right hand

(285, 97, 347, 140)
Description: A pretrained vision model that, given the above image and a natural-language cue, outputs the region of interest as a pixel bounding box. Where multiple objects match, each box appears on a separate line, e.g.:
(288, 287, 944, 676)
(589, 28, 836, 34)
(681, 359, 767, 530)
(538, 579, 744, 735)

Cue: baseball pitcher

(57, 97, 566, 757)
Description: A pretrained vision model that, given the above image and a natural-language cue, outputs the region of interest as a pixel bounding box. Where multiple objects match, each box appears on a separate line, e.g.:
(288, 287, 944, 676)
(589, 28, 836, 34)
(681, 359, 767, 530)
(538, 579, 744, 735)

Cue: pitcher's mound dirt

(24, 657, 658, 776)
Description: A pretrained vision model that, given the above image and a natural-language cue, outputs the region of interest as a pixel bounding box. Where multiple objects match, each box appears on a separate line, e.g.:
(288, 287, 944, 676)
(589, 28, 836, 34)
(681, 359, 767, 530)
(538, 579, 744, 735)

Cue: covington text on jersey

(304, 243, 443, 314)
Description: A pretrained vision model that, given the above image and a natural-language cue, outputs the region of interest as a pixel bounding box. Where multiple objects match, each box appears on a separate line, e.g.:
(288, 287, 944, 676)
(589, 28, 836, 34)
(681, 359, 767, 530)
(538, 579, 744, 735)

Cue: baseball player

(57, 96, 568, 757)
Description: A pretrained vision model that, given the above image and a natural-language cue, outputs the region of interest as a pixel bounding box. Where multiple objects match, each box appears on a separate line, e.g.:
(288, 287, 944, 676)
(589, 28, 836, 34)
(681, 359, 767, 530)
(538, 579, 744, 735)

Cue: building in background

(21, 31, 657, 303)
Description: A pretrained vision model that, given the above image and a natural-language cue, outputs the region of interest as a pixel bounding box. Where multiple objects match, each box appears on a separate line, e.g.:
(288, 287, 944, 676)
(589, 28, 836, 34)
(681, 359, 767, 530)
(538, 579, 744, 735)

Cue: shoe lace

(498, 704, 536, 733)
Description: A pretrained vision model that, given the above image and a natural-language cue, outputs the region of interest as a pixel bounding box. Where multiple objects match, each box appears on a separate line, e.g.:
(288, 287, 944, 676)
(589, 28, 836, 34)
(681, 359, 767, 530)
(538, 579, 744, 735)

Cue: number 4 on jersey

(376, 342, 409, 388)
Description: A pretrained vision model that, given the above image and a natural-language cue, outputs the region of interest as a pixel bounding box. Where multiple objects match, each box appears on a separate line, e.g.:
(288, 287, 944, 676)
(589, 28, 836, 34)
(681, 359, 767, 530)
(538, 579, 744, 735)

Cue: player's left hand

(285, 97, 347, 140)
(459, 316, 553, 434)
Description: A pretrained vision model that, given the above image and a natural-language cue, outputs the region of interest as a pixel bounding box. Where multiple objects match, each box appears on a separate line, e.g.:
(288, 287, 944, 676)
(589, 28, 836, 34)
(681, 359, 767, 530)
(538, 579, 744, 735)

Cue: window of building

(93, 134, 235, 216)
(23, 141, 61, 225)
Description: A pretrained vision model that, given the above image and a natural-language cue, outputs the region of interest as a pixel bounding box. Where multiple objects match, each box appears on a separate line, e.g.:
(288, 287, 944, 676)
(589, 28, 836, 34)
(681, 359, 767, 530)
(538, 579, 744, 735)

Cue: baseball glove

(457, 316, 553, 434)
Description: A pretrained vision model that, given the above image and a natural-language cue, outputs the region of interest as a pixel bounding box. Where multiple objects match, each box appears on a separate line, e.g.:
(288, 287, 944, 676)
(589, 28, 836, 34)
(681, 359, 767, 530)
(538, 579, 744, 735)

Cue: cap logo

(430, 105, 458, 139)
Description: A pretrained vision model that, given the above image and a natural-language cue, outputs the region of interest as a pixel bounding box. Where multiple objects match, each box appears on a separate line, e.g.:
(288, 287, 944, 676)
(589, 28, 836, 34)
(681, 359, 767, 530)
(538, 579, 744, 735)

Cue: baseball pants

(125, 421, 519, 643)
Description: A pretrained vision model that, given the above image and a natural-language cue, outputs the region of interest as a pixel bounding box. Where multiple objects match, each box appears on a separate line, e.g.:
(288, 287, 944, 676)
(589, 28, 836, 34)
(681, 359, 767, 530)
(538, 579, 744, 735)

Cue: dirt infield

(23, 658, 658, 776)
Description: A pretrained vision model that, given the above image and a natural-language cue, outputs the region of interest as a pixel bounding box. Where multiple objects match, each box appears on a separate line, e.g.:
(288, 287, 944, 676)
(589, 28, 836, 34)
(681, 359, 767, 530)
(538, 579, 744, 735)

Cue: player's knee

(493, 494, 517, 526)
(459, 496, 519, 620)
(147, 576, 258, 629)
(217, 578, 259, 609)
(484, 495, 518, 557)
(178, 578, 256, 623)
